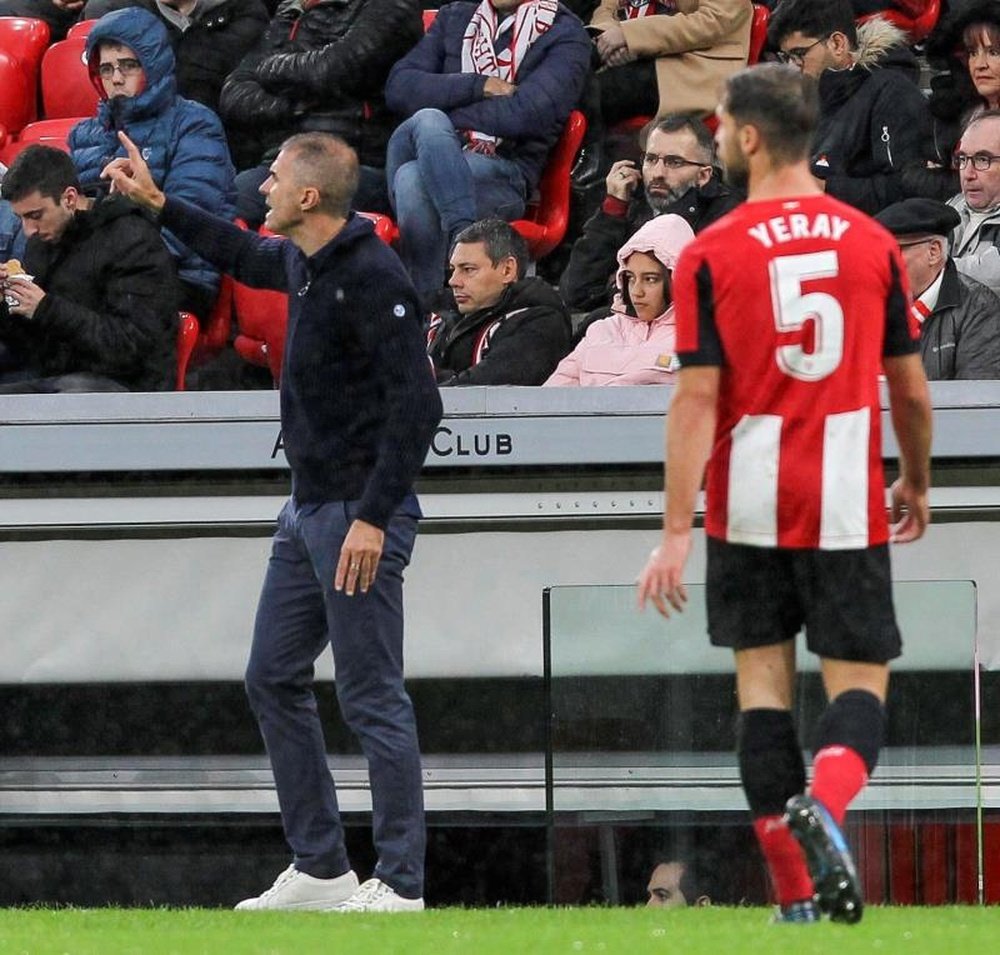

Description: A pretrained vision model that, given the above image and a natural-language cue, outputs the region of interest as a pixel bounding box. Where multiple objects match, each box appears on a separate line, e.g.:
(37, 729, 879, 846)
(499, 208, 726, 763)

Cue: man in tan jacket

(571, 0, 752, 188)
(590, 0, 752, 123)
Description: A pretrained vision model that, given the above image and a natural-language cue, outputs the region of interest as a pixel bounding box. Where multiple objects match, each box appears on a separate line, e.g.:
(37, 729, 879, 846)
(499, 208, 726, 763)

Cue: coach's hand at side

(101, 132, 166, 213)
(889, 477, 929, 544)
(335, 519, 384, 597)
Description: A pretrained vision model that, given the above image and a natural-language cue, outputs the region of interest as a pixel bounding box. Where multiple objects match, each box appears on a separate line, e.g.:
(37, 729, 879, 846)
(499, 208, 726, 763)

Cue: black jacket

(0, 196, 181, 390)
(901, 0, 998, 202)
(220, 0, 422, 169)
(812, 18, 932, 215)
(85, 0, 269, 113)
(921, 260, 1000, 380)
(161, 199, 442, 526)
(560, 177, 741, 312)
(430, 278, 572, 386)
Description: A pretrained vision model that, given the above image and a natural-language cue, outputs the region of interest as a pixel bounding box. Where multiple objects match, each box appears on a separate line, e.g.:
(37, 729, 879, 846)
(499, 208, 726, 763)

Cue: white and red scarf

(618, 0, 676, 19)
(461, 0, 558, 153)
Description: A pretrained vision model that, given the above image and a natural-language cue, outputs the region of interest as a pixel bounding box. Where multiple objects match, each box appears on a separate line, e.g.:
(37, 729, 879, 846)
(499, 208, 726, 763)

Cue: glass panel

(544, 580, 978, 905)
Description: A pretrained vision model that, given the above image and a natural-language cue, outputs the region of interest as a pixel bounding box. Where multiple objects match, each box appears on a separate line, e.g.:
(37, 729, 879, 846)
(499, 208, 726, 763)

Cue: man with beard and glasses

(561, 114, 741, 314)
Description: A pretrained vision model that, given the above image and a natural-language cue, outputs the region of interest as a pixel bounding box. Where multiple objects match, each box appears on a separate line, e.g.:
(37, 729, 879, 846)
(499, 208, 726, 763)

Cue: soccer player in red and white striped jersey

(637, 64, 932, 925)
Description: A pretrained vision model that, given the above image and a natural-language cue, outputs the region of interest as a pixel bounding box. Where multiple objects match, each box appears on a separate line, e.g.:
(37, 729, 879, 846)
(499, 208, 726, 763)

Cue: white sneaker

(235, 865, 359, 911)
(335, 877, 425, 912)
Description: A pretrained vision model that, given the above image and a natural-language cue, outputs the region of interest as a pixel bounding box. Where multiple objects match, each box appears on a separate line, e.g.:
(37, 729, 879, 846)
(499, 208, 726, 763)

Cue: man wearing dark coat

(428, 218, 571, 385)
(877, 197, 1000, 380)
(0, 146, 179, 392)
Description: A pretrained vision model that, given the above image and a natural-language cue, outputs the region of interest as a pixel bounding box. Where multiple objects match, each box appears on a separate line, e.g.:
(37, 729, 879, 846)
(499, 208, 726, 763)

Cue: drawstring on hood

(613, 213, 695, 318)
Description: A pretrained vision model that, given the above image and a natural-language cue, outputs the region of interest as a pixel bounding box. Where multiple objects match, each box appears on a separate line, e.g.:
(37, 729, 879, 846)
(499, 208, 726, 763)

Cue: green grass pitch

(0, 906, 998, 955)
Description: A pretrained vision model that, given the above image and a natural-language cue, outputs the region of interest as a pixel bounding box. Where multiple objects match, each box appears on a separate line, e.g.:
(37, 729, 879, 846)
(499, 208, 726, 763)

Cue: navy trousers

(245, 495, 425, 898)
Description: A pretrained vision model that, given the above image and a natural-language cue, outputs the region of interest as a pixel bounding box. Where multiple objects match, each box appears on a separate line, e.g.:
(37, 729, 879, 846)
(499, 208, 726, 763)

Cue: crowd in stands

(2, 0, 1000, 392)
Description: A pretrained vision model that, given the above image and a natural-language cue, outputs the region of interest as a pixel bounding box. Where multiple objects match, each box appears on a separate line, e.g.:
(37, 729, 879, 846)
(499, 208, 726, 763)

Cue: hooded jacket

(428, 277, 572, 385)
(560, 173, 741, 312)
(546, 214, 694, 386)
(85, 0, 269, 112)
(0, 195, 180, 390)
(947, 193, 1000, 296)
(812, 17, 933, 215)
(220, 0, 423, 169)
(68, 7, 236, 301)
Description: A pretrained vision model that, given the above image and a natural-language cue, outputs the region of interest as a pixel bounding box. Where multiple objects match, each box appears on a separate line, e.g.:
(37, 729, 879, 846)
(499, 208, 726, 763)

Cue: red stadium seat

(511, 109, 586, 260)
(858, 0, 941, 43)
(66, 18, 97, 39)
(357, 211, 399, 245)
(231, 225, 288, 384)
(41, 36, 100, 119)
(0, 50, 34, 137)
(175, 312, 199, 391)
(0, 16, 51, 127)
(0, 116, 82, 165)
(748, 3, 769, 65)
(422, 8, 437, 31)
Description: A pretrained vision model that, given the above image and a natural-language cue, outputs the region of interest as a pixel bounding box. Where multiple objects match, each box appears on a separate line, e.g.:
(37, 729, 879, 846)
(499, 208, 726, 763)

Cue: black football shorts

(705, 537, 902, 663)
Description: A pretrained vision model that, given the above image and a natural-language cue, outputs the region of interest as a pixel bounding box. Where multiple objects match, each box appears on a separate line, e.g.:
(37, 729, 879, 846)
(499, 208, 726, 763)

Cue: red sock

(810, 745, 868, 825)
(753, 815, 814, 905)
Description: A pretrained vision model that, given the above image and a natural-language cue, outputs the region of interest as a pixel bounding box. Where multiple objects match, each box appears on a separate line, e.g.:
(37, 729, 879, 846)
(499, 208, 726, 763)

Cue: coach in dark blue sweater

(105, 130, 442, 912)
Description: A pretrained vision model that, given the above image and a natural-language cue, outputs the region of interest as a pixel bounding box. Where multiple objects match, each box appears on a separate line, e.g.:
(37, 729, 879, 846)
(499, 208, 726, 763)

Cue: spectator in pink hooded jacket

(545, 213, 694, 386)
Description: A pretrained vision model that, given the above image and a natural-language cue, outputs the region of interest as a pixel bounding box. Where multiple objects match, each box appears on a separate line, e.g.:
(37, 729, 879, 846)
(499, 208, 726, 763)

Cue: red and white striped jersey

(672, 193, 919, 550)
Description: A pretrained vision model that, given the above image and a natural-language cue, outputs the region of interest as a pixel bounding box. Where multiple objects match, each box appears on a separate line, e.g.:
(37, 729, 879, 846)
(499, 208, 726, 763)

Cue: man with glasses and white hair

(768, 0, 931, 215)
(561, 114, 741, 313)
(947, 110, 1000, 296)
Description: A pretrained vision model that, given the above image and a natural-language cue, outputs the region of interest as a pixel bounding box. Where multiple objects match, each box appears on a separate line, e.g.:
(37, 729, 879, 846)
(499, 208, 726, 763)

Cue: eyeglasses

(776, 36, 828, 66)
(97, 57, 142, 79)
(641, 153, 710, 170)
(953, 152, 1000, 171)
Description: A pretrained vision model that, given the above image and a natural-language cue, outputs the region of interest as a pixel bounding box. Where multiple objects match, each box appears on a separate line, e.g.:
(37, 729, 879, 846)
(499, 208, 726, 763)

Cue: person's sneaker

(335, 878, 425, 912)
(771, 899, 822, 924)
(784, 795, 863, 924)
(234, 865, 359, 911)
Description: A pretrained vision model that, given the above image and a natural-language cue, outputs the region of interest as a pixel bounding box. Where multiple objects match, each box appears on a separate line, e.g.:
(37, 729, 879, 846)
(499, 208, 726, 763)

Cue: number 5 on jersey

(769, 251, 844, 381)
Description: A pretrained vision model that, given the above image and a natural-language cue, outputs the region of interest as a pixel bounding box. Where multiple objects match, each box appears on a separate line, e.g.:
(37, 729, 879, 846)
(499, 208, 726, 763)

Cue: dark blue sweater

(161, 197, 443, 527)
(385, 1, 591, 191)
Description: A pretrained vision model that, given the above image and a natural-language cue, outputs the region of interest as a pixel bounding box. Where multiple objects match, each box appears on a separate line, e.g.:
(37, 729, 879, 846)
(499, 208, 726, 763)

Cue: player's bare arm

(883, 353, 932, 543)
(638, 366, 720, 617)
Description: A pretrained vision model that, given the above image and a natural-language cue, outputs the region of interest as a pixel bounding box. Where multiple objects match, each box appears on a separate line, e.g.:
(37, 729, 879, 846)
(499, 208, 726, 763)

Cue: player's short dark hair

(453, 218, 529, 280)
(722, 64, 819, 166)
(768, 0, 857, 50)
(643, 113, 715, 164)
(1, 145, 80, 203)
(280, 132, 359, 218)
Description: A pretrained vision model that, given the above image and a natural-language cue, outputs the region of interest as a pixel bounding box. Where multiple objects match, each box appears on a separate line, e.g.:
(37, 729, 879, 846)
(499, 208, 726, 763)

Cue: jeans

(245, 494, 425, 898)
(386, 108, 527, 304)
(235, 164, 392, 230)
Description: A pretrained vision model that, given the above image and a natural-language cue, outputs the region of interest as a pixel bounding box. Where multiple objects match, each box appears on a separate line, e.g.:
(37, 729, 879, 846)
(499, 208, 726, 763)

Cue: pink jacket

(545, 213, 694, 386)
(544, 308, 681, 385)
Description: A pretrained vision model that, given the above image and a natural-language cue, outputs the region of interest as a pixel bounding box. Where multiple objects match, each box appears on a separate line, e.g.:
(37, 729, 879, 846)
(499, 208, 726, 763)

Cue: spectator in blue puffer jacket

(69, 7, 236, 317)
